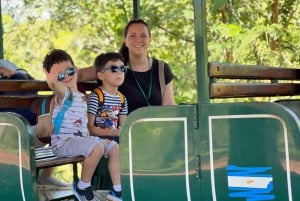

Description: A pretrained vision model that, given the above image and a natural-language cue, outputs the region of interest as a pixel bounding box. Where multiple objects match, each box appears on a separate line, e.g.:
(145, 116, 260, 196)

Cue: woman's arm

(162, 81, 175, 105)
(77, 66, 97, 82)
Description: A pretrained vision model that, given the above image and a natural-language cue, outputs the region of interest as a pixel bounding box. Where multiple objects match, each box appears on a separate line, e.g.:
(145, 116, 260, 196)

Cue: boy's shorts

(52, 136, 117, 158)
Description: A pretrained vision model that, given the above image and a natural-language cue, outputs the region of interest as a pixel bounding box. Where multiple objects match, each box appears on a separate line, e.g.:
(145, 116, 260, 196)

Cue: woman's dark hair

(119, 19, 151, 65)
(43, 49, 75, 73)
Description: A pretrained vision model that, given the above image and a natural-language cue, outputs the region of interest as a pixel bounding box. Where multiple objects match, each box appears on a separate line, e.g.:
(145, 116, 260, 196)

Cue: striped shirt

(87, 88, 128, 130)
(51, 92, 89, 147)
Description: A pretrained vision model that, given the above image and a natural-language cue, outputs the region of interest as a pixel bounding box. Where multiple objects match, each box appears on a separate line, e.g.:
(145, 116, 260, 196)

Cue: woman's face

(125, 23, 151, 57)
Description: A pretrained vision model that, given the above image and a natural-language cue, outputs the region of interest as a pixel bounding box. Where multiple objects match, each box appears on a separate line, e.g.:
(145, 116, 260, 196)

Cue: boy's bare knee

(108, 144, 119, 156)
(92, 143, 104, 157)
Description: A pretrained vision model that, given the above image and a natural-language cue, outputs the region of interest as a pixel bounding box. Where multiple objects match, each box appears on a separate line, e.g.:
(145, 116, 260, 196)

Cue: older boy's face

(45, 61, 77, 89)
(57, 61, 77, 88)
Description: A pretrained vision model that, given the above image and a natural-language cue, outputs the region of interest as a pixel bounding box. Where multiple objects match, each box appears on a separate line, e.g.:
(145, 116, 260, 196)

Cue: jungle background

(2, 0, 300, 104)
(1, 0, 300, 182)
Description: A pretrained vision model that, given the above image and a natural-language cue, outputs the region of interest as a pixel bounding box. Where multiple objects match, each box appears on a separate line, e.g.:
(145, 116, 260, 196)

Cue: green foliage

(207, 0, 300, 68)
(2, 0, 300, 104)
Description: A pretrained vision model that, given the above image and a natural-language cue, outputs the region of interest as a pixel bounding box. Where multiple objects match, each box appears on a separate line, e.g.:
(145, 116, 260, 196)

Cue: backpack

(92, 87, 125, 109)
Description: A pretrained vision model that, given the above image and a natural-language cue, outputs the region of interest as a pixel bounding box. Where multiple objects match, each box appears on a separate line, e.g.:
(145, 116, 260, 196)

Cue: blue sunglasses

(57, 67, 76, 81)
(101, 65, 128, 73)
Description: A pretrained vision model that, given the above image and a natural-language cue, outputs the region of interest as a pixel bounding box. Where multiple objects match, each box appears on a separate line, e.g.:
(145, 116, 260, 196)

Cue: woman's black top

(119, 58, 173, 114)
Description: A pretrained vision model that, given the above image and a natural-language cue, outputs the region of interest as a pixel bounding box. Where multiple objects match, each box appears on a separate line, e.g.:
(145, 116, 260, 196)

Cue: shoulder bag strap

(158, 60, 165, 101)
(52, 91, 73, 135)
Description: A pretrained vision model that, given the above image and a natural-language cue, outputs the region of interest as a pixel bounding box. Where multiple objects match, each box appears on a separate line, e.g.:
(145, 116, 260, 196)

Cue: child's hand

(45, 64, 66, 98)
(110, 128, 121, 137)
(45, 64, 59, 89)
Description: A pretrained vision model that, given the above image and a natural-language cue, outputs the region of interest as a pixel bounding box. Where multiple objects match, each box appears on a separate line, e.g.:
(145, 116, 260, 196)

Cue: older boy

(0, 60, 70, 190)
(43, 49, 122, 201)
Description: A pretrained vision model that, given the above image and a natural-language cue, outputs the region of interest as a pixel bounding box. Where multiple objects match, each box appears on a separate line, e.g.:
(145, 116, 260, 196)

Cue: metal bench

(35, 146, 84, 182)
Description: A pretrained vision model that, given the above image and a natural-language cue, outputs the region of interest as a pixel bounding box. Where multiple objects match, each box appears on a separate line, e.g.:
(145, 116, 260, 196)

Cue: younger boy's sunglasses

(57, 67, 76, 81)
(101, 65, 128, 73)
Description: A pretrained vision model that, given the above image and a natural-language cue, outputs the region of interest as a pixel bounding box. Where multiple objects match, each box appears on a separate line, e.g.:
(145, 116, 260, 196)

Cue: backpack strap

(93, 87, 105, 107)
(117, 91, 125, 108)
(41, 96, 53, 115)
(158, 60, 165, 101)
(41, 97, 47, 115)
(36, 96, 55, 140)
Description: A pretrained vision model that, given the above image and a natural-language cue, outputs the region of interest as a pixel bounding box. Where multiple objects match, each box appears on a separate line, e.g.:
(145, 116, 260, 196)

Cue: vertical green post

(0, 1, 4, 59)
(193, 0, 209, 104)
(133, 0, 140, 19)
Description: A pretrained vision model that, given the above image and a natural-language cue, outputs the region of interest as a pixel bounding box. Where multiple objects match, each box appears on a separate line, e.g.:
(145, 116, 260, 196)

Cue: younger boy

(43, 49, 122, 201)
(87, 52, 127, 200)
(87, 52, 128, 144)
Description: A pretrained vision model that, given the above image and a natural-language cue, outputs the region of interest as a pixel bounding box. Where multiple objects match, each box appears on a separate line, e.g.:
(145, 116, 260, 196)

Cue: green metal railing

(0, 0, 3, 59)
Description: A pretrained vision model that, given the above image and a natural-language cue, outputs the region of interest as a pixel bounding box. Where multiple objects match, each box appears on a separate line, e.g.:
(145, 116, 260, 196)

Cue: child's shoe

(72, 183, 95, 201)
(106, 188, 122, 201)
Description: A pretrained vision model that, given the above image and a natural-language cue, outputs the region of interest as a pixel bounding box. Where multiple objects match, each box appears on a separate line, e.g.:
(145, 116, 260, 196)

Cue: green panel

(194, 0, 209, 104)
(0, 1, 3, 59)
(198, 102, 300, 201)
(0, 112, 38, 201)
(120, 105, 201, 201)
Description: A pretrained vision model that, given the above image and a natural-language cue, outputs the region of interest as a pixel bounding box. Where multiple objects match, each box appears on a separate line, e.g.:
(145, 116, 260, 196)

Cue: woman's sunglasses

(101, 65, 128, 73)
(57, 67, 76, 81)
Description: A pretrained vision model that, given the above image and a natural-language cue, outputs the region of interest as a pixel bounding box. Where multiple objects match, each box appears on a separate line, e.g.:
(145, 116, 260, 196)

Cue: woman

(78, 19, 175, 114)
(118, 19, 175, 113)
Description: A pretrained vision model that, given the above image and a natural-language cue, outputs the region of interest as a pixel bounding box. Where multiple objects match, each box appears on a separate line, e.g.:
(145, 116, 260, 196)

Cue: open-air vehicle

(1, 0, 300, 201)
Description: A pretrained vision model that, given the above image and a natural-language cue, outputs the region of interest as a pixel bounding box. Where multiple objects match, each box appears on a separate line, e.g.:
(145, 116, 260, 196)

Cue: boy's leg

(60, 137, 104, 201)
(107, 145, 121, 186)
(106, 143, 122, 201)
(81, 143, 104, 182)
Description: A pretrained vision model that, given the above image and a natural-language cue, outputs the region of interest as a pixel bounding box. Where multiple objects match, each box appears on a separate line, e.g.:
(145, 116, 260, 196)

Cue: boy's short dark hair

(93, 52, 124, 73)
(43, 49, 74, 73)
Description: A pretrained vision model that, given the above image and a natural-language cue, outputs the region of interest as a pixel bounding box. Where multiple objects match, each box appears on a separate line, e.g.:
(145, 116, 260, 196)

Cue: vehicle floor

(38, 188, 110, 201)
